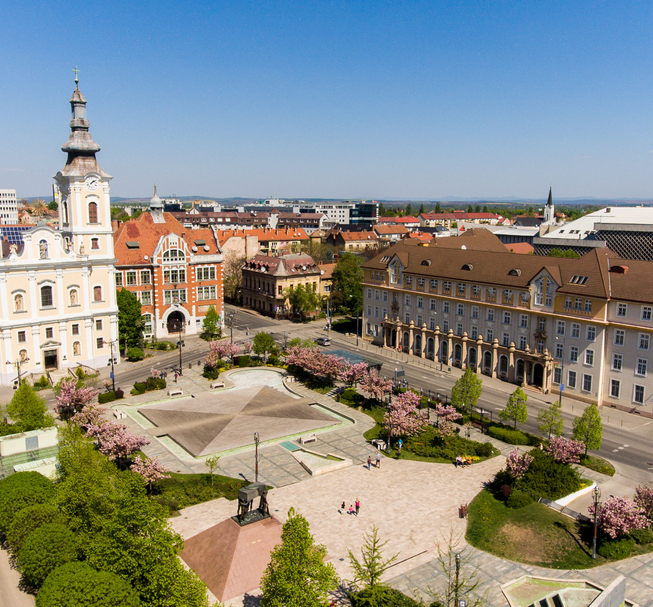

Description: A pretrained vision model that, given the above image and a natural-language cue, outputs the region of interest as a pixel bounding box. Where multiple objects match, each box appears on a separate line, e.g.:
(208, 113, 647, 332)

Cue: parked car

(316, 337, 331, 346)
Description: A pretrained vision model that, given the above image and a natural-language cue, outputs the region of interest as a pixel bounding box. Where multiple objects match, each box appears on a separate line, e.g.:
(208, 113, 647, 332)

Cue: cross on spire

(73, 66, 80, 88)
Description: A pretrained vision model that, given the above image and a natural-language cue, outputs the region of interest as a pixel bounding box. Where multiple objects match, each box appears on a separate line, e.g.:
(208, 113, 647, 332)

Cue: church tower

(54, 70, 114, 260)
(543, 186, 555, 225)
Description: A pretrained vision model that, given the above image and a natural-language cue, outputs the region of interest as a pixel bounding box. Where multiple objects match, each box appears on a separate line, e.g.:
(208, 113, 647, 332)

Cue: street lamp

(592, 485, 601, 559)
(556, 334, 565, 408)
(455, 553, 461, 606)
(229, 312, 235, 345)
(102, 339, 118, 393)
(348, 294, 360, 346)
(254, 431, 260, 483)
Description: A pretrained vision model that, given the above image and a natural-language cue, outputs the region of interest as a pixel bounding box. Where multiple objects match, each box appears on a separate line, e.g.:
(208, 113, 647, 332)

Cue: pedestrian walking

(174, 372, 178, 383)
(340, 501, 345, 514)
(355, 499, 360, 516)
(246, 326, 250, 336)
(376, 451, 381, 469)
(367, 455, 372, 470)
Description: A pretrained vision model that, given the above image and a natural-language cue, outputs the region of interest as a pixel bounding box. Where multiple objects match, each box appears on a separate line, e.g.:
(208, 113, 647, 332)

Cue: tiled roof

(505, 242, 535, 255)
(378, 216, 420, 224)
(318, 262, 337, 279)
(113, 212, 220, 266)
(243, 253, 319, 277)
(339, 231, 378, 241)
(374, 225, 409, 235)
(419, 212, 502, 221)
(215, 227, 308, 245)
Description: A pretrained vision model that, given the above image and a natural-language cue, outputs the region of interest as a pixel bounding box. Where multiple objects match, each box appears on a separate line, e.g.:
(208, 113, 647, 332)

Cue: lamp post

(556, 334, 565, 407)
(254, 431, 260, 483)
(102, 339, 118, 393)
(455, 553, 461, 606)
(592, 485, 601, 559)
(229, 311, 235, 345)
(348, 294, 360, 346)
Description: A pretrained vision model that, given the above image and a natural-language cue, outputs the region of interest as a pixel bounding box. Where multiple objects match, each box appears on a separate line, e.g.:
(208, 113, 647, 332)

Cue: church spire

(60, 71, 109, 177)
(546, 186, 553, 207)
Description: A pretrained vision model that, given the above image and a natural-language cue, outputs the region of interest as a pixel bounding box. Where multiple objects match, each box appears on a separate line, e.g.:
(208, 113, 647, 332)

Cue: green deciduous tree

(201, 305, 221, 340)
(0, 471, 55, 534)
(286, 284, 321, 320)
(499, 387, 528, 429)
(435, 201, 442, 213)
(36, 561, 140, 607)
(253, 332, 277, 362)
(348, 525, 398, 589)
(18, 522, 79, 588)
(537, 400, 564, 439)
(117, 288, 144, 351)
(332, 252, 364, 314)
(572, 403, 603, 455)
(7, 503, 65, 555)
(6, 381, 54, 431)
(451, 368, 483, 418)
(205, 455, 220, 486)
(260, 508, 338, 607)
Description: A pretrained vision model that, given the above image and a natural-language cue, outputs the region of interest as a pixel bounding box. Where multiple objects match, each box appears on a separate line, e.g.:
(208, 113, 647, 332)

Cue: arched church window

(14, 293, 24, 312)
(93, 286, 102, 302)
(162, 249, 185, 261)
(63, 200, 69, 224)
(88, 202, 98, 224)
(41, 285, 53, 308)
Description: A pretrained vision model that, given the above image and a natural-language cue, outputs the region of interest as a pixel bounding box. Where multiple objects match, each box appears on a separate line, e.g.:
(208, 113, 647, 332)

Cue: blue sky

(1, 0, 652, 200)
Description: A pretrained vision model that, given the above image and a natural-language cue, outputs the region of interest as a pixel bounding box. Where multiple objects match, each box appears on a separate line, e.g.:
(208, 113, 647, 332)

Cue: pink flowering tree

(54, 377, 99, 421)
(505, 448, 534, 479)
(286, 346, 346, 383)
(434, 403, 463, 438)
(131, 455, 170, 493)
(384, 391, 428, 438)
(359, 369, 393, 402)
(545, 436, 585, 464)
(86, 422, 150, 462)
(339, 362, 369, 386)
(149, 367, 163, 379)
(634, 485, 653, 522)
(204, 339, 240, 367)
(589, 496, 649, 539)
(70, 402, 109, 429)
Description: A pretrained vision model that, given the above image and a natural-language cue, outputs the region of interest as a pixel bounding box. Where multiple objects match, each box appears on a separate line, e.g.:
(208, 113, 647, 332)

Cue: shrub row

(487, 426, 530, 445)
(130, 377, 166, 396)
(98, 389, 124, 404)
(405, 426, 497, 461)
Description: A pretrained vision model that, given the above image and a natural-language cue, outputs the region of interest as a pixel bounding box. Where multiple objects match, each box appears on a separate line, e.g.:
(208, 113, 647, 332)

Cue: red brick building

(113, 194, 223, 339)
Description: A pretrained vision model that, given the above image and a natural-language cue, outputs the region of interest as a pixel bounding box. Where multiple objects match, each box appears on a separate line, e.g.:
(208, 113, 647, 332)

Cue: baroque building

(362, 240, 653, 414)
(0, 77, 119, 385)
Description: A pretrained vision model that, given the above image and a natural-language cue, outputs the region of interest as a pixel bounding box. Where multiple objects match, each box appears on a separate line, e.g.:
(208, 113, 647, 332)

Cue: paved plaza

(110, 363, 653, 607)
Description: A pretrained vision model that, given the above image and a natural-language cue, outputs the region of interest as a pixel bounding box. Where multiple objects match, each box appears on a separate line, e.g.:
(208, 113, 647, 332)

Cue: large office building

(0, 78, 119, 385)
(362, 240, 653, 414)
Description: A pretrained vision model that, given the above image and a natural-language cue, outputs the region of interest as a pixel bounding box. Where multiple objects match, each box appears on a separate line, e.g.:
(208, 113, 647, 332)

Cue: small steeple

(543, 186, 555, 225)
(60, 70, 109, 178)
(150, 185, 162, 209)
(546, 186, 553, 207)
(150, 185, 165, 223)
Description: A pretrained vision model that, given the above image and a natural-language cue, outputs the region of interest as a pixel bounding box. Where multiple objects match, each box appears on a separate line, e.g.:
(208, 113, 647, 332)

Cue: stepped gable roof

(243, 253, 319, 276)
(113, 212, 219, 266)
(364, 242, 619, 299)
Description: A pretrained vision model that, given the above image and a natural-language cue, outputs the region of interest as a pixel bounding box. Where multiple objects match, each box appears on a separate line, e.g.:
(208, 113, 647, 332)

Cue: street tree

(54, 377, 99, 421)
(499, 387, 528, 429)
(572, 403, 603, 455)
(201, 305, 221, 340)
(450, 368, 483, 418)
(286, 284, 321, 320)
(253, 332, 276, 362)
(260, 508, 338, 607)
(384, 391, 428, 438)
(117, 288, 144, 352)
(6, 381, 54, 431)
(332, 252, 363, 314)
(348, 525, 398, 589)
(223, 251, 247, 302)
(205, 455, 220, 486)
(537, 400, 564, 439)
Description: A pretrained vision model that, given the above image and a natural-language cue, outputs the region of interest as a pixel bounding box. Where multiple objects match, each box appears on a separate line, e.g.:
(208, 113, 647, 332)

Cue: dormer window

(508, 268, 521, 276)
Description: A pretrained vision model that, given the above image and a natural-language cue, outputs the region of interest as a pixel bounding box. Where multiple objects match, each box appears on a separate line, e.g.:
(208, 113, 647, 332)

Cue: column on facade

(508, 342, 515, 382)
(447, 329, 453, 366)
(420, 324, 426, 359)
(434, 327, 440, 361)
(522, 345, 530, 387)
(395, 322, 402, 350)
(461, 332, 468, 370)
(492, 338, 499, 378)
(408, 321, 414, 355)
(476, 337, 483, 374)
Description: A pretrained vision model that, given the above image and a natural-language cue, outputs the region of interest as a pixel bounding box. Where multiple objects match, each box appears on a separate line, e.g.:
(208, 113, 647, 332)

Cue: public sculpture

(236, 482, 270, 525)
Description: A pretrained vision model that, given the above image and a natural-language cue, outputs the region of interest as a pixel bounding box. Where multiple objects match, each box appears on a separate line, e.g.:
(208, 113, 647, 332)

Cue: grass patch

(579, 454, 615, 477)
(466, 489, 653, 569)
(152, 472, 244, 516)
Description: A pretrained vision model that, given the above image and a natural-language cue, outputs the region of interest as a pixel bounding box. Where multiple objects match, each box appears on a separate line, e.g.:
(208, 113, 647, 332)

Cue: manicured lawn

(152, 472, 244, 516)
(466, 488, 653, 568)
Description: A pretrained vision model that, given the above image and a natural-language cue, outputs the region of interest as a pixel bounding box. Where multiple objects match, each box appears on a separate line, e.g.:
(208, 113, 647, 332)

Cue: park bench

(167, 389, 184, 397)
(113, 410, 126, 419)
(209, 381, 225, 389)
(300, 434, 317, 445)
(371, 439, 387, 451)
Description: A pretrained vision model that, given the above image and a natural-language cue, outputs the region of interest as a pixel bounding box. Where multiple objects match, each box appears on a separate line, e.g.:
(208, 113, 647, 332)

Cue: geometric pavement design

(138, 385, 337, 457)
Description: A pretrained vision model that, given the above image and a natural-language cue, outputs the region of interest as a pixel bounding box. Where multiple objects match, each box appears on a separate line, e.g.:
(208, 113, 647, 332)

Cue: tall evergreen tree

(475, 204, 481, 212)
(418, 203, 425, 216)
(483, 205, 489, 213)
(405, 202, 413, 216)
(435, 201, 442, 213)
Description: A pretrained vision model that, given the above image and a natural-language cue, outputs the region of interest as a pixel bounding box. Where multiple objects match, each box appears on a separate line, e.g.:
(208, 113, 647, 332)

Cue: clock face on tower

(85, 175, 99, 191)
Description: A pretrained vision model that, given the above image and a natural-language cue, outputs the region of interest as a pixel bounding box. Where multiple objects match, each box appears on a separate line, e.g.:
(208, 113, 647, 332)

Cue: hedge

(487, 426, 529, 445)
(0, 472, 55, 533)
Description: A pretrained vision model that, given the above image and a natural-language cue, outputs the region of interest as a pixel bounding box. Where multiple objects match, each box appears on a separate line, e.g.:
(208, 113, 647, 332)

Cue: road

(75, 303, 653, 483)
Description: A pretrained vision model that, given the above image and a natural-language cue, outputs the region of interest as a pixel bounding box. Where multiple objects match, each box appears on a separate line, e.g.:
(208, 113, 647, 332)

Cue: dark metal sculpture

(236, 482, 270, 525)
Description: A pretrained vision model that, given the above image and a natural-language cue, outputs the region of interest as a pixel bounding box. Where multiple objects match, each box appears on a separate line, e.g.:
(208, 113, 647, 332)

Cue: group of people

(367, 451, 382, 469)
(340, 499, 361, 516)
(454, 455, 472, 468)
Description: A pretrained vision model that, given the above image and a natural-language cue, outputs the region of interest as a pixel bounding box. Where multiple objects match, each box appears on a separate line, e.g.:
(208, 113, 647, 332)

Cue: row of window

(17, 318, 105, 344)
(553, 366, 646, 404)
(617, 303, 652, 321)
(116, 266, 217, 288)
(15, 285, 104, 311)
